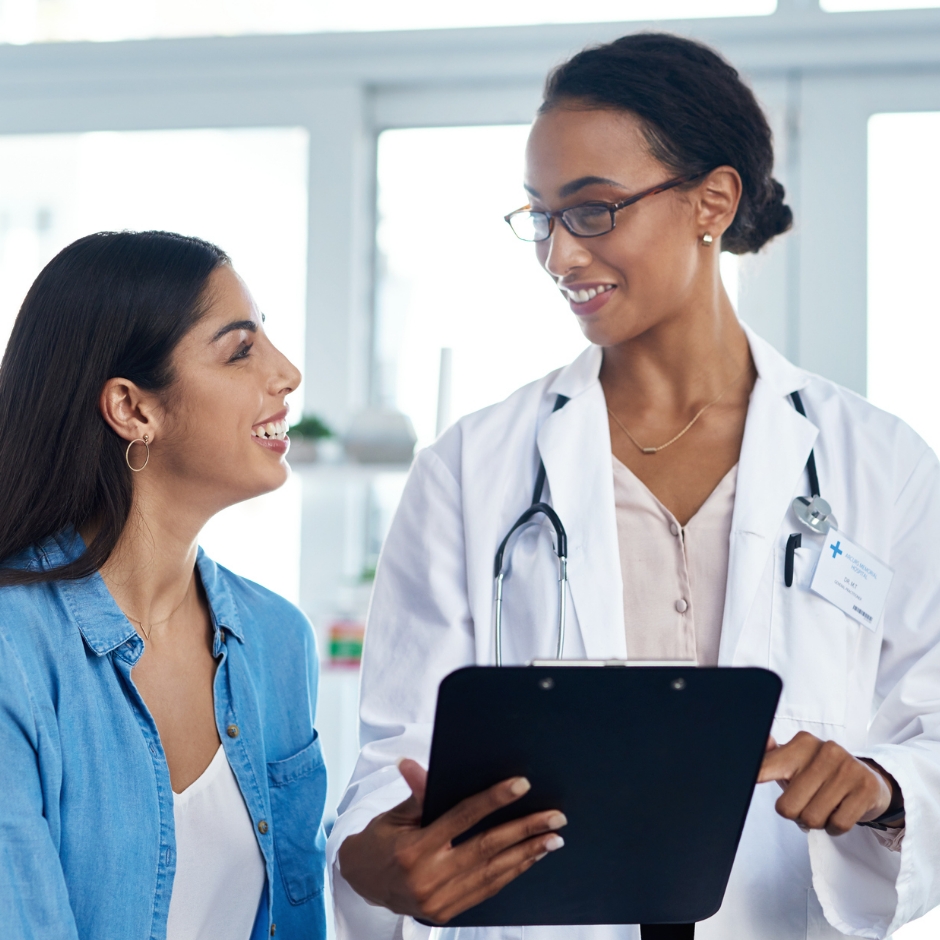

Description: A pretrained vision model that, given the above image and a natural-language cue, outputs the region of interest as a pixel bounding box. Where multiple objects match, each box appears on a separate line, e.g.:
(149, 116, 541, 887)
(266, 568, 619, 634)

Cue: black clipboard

(421, 664, 781, 927)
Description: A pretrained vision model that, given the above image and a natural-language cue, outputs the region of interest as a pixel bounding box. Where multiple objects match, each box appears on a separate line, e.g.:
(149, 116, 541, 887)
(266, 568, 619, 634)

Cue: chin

(234, 454, 292, 503)
(580, 303, 658, 347)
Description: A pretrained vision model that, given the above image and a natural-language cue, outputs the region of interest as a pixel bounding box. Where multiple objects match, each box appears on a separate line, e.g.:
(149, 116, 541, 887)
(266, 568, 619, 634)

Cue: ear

(694, 166, 742, 244)
(99, 377, 163, 444)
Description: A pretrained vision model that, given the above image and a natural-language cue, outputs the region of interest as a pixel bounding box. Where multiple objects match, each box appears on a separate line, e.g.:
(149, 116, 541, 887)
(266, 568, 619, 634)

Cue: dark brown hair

(0, 230, 229, 586)
(541, 32, 792, 254)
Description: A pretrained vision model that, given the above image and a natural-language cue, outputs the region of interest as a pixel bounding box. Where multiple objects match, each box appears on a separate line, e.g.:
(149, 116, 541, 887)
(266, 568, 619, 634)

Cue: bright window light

(822, 1, 940, 10)
(0, 127, 308, 601)
(868, 113, 940, 457)
(375, 124, 588, 447)
(0, 0, 775, 44)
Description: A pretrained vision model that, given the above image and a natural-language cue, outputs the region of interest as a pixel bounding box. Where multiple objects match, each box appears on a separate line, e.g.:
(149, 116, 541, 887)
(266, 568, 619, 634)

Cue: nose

(270, 344, 302, 398)
(539, 224, 593, 280)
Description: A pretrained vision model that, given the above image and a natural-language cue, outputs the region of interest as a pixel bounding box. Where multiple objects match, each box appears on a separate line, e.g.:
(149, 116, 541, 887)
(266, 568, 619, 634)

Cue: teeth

(566, 284, 613, 303)
(252, 418, 289, 441)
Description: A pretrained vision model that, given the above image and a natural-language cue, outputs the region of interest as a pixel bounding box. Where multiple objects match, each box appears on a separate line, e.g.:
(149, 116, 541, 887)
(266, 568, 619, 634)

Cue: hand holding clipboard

(338, 757, 566, 924)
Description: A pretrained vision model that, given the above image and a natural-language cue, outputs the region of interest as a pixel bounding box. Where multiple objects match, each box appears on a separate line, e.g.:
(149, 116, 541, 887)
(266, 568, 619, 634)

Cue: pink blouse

(612, 456, 737, 666)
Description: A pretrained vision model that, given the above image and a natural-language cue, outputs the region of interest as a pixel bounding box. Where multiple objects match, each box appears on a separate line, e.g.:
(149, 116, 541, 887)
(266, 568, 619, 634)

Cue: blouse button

(226, 724, 239, 738)
(675, 598, 689, 613)
(670, 522, 680, 536)
(258, 819, 269, 834)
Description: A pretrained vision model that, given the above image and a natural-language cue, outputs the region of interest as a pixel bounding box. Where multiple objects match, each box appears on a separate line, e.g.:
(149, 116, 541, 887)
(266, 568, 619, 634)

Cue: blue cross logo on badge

(830, 541, 843, 559)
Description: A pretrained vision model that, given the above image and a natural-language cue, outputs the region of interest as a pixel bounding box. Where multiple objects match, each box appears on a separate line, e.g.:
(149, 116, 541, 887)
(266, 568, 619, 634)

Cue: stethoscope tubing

(493, 394, 570, 666)
(493, 388, 824, 663)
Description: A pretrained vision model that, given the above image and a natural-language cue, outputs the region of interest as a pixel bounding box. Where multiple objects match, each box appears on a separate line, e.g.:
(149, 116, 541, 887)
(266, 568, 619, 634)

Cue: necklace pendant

(641, 446, 658, 455)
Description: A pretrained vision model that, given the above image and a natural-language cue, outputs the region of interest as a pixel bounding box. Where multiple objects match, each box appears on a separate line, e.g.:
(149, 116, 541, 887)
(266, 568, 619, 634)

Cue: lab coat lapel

(538, 351, 626, 659)
(720, 340, 819, 664)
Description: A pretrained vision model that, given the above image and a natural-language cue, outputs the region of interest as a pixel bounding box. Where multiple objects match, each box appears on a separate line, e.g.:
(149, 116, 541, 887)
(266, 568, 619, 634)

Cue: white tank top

(166, 745, 266, 940)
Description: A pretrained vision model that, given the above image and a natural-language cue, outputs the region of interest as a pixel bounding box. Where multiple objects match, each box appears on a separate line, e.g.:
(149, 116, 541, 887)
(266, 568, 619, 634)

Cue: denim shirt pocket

(267, 732, 328, 905)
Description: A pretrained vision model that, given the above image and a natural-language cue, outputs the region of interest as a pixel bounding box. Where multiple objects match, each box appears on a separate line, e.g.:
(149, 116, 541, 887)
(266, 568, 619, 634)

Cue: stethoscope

(492, 389, 831, 664)
(785, 389, 837, 585)
(493, 394, 569, 666)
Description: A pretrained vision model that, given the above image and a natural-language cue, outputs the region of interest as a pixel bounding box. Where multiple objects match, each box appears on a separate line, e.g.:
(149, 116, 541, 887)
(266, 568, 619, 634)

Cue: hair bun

(726, 178, 793, 254)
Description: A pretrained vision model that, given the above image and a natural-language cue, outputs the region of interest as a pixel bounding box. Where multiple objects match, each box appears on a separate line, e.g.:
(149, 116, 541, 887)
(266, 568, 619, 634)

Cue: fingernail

(545, 835, 565, 852)
(510, 777, 531, 796)
(547, 812, 568, 830)
(535, 851, 549, 862)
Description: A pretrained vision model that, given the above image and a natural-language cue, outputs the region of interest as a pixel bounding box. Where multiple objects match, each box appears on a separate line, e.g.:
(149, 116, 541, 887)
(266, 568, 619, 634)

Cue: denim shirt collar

(44, 530, 245, 656)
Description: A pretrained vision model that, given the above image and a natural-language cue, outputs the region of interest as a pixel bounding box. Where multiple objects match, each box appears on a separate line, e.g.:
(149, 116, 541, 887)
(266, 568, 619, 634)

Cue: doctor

(329, 33, 940, 939)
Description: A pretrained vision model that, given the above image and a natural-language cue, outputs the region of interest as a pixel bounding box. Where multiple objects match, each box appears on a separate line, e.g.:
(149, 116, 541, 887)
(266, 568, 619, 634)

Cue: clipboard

(420, 664, 781, 927)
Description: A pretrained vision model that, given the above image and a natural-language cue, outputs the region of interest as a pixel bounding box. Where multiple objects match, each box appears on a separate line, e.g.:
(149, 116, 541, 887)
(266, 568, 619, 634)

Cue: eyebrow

(524, 175, 626, 200)
(211, 319, 258, 342)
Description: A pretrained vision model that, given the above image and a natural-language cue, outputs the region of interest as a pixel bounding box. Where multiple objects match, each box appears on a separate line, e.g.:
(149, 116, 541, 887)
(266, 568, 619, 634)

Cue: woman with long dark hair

(0, 231, 326, 940)
(329, 33, 940, 940)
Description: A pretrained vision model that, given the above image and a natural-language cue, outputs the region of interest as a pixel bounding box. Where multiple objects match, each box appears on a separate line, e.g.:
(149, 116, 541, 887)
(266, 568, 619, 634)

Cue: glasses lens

(507, 211, 550, 242)
(564, 204, 614, 237)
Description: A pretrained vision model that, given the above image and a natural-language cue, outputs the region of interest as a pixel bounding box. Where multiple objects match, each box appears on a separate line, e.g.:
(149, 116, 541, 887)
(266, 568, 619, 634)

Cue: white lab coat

(327, 326, 940, 939)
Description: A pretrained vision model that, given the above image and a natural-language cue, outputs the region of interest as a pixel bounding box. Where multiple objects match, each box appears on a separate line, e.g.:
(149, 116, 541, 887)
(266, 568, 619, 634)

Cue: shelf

(288, 458, 412, 478)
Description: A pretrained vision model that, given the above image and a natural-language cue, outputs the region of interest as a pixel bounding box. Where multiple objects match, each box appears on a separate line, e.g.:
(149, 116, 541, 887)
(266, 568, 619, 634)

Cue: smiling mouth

(562, 284, 616, 303)
(251, 418, 289, 441)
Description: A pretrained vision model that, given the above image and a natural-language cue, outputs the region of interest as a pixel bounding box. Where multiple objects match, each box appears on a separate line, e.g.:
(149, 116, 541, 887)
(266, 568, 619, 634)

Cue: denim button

(227, 724, 239, 738)
(258, 819, 269, 834)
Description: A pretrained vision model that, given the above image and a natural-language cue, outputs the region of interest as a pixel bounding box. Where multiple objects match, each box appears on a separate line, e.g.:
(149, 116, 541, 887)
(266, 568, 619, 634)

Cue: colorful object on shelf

(328, 619, 365, 668)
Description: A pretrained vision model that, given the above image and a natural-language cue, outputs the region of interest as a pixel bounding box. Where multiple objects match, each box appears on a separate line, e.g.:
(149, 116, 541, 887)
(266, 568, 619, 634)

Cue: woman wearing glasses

(330, 33, 940, 940)
(0, 232, 326, 940)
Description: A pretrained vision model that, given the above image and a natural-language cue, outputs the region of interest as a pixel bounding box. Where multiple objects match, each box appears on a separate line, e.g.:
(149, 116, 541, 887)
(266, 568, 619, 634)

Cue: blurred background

(0, 1, 936, 934)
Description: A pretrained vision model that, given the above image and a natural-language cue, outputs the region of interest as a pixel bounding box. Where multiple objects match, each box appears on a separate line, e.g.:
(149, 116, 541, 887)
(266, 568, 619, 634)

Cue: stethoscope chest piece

(792, 495, 838, 536)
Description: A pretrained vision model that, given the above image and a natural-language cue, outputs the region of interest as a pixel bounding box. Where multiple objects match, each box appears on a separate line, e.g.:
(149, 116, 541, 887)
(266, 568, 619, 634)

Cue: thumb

(398, 758, 428, 806)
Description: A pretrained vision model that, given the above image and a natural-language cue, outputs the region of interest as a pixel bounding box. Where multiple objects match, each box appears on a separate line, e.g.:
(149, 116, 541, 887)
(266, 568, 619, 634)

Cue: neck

(600, 287, 751, 414)
(91, 479, 211, 631)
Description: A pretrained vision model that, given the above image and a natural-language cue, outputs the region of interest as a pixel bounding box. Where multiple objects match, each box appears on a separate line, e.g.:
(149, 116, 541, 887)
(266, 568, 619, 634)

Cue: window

(0, 127, 309, 600)
(867, 112, 940, 454)
(374, 124, 588, 446)
(0, 0, 776, 44)
(822, 1, 940, 10)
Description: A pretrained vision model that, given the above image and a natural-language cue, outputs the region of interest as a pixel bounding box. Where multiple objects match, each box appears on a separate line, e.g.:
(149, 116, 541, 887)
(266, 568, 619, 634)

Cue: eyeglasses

(504, 173, 704, 242)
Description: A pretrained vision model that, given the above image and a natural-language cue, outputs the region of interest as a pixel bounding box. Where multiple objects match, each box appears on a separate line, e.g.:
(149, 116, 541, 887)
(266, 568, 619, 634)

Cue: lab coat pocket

(267, 732, 328, 905)
(771, 535, 851, 728)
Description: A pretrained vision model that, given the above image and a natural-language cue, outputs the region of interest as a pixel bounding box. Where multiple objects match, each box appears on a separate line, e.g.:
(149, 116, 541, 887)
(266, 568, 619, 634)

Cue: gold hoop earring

(701, 232, 714, 246)
(125, 434, 150, 472)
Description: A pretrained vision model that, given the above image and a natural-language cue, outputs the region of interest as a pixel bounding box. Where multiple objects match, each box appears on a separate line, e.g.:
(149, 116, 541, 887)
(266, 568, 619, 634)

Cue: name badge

(810, 534, 894, 630)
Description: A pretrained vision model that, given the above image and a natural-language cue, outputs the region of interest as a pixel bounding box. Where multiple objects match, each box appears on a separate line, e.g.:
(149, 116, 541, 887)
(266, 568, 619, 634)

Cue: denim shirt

(0, 531, 327, 940)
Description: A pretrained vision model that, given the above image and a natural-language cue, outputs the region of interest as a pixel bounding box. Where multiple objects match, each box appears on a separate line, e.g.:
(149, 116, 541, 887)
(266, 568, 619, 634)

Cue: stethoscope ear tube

(493, 501, 568, 666)
(493, 392, 571, 665)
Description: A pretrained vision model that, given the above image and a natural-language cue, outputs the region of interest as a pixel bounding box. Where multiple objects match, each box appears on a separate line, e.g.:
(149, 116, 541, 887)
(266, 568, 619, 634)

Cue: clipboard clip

(527, 659, 698, 667)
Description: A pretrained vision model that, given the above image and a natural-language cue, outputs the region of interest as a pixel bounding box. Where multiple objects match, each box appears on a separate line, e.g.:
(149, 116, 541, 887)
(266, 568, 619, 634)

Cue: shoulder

(747, 325, 934, 487)
(196, 552, 315, 656)
(801, 371, 933, 481)
(0, 545, 75, 656)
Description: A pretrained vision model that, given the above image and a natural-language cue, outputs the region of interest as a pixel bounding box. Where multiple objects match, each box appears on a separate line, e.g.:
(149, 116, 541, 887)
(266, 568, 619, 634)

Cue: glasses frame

(504, 172, 706, 242)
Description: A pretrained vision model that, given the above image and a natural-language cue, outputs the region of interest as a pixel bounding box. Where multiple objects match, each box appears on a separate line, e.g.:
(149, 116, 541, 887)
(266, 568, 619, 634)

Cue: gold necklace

(125, 578, 194, 642)
(607, 363, 749, 455)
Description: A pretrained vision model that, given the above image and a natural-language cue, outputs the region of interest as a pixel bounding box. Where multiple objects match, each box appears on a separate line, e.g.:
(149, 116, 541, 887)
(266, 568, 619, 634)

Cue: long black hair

(0, 231, 229, 586)
(541, 32, 792, 254)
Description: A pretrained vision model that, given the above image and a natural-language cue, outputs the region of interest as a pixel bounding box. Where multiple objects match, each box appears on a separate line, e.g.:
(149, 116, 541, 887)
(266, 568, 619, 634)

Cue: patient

(0, 231, 327, 940)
